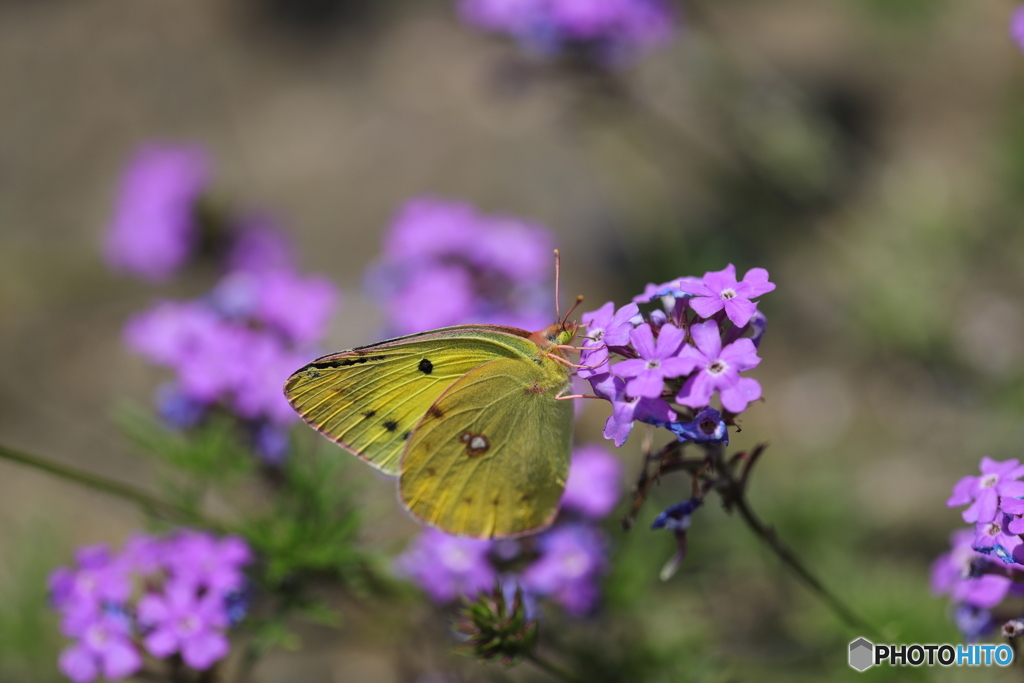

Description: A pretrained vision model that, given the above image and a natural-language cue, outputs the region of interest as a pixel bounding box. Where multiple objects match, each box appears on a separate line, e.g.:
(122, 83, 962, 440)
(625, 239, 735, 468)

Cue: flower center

(590, 328, 605, 343)
(698, 418, 718, 436)
(645, 359, 661, 370)
(985, 522, 1002, 537)
(980, 473, 1000, 489)
(720, 288, 737, 301)
(560, 549, 591, 579)
(178, 615, 200, 636)
(442, 546, 474, 572)
(707, 360, 727, 376)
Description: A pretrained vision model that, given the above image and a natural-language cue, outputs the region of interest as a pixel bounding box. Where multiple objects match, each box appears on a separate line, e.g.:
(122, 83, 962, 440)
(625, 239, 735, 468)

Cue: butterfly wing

(283, 325, 540, 475)
(399, 356, 574, 539)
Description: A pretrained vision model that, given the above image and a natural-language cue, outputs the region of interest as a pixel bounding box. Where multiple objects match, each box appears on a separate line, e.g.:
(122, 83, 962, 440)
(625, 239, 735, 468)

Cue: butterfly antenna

(561, 295, 584, 327)
(554, 249, 562, 321)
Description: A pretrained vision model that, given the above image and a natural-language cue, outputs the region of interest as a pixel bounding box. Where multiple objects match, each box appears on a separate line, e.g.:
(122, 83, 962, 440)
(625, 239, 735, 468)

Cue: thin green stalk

(0, 442, 221, 530)
(730, 486, 882, 639)
(525, 652, 585, 683)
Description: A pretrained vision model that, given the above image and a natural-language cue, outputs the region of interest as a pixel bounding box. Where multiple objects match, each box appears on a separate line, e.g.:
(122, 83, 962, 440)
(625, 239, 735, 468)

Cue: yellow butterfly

(283, 321, 579, 539)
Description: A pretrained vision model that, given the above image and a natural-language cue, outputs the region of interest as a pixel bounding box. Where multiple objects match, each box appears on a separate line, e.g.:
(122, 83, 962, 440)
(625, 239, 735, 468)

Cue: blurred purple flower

(675, 320, 762, 413)
(103, 143, 211, 282)
(611, 323, 689, 398)
(166, 531, 252, 596)
(459, 0, 675, 62)
(560, 444, 623, 519)
(1011, 6, 1024, 55)
(126, 262, 337, 433)
(138, 582, 230, 670)
(226, 215, 295, 273)
(369, 197, 554, 335)
(155, 384, 207, 429)
(393, 529, 498, 603)
(522, 524, 607, 617)
(954, 605, 995, 643)
(675, 264, 775, 328)
(931, 529, 1012, 610)
(50, 531, 251, 679)
(58, 611, 141, 683)
(947, 457, 1024, 525)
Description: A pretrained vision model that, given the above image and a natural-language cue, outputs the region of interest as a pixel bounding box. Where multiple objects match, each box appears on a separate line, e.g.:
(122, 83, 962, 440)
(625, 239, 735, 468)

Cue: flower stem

(729, 484, 882, 639)
(0, 441, 221, 530)
(525, 652, 584, 683)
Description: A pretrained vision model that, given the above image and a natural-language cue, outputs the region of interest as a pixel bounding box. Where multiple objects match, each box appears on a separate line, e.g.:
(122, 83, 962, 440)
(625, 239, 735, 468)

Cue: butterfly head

(530, 320, 579, 351)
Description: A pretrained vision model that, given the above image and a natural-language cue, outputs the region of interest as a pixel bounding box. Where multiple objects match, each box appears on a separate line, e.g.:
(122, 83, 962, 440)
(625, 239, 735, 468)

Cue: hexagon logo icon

(849, 638, 874, 671)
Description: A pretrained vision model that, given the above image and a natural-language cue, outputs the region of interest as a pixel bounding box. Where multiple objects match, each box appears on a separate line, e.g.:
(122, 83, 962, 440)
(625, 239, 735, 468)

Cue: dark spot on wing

(525, 381, 543, 394)
(426, 405, 444, 420)
(425, 467, 436, 476)
(383, 420, 398, 432)
(460, 432, 490, 457)
(492, 498, 500, 506)
(463, 496, 473, 505)
(307, 354, 386, 370)
(306, 370, 321, 379)
(362, 410, 377, 418)
(402, 431, 411, 441)
(520, 494, 532, 502)
(418, 358, 433, 374)
(533, 358, 543, 366)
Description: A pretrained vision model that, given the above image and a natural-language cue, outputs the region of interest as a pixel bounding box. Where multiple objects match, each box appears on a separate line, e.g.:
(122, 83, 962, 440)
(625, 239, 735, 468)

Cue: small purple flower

(369, 197, 554, 334)
(155, 384, 207, 429)
(666, 407, 728, 444)
(166, 531, 252, 596)
(225, 215, 295, 273)
(560, 444, 623, 520)
(459, 0, 675, 62)
(611, 323, 690, 398)
(1011, 5, 1024, 55)
(394, 530, 497, 603)
(675, 264, 775, 328)
(384, 265, 477, 334)
(103, 143, 212, 282)
(955, 604, 995, 642)
(946, 457, 1024, 524)
(253, 422, 290, 465)
(137, 582, 230, 670)
(632, 277, 703, 304)
(59, 611, 142, 683)
(578, 301, 638, 379)
(931, 530, 1012, 609)
(590, 373, 677, 447)
(675, 320, 762, 413)
(651, 498, 701, 531)
(972, 514, 1024, 564)
(522, 524, 607, 617)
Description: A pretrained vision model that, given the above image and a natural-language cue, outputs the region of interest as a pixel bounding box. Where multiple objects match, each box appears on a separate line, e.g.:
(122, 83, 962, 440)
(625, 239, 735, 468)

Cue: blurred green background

(2, 0, 1024, 680)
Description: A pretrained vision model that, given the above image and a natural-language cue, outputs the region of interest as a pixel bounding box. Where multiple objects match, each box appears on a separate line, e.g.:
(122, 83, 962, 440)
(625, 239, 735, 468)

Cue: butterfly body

(284, 322, 576, 539)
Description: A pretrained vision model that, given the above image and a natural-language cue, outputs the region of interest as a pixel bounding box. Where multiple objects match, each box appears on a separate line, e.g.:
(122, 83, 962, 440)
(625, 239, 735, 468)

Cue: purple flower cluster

(365, 197, 555, 335)
(458, 0, 675, 63)
(394, 444, 622, 617)
(101, 142, 341, 461)
(935, 457, 1024, 639)
(103, 144, 213, 282)
(49, 531, 251, 682)
(579, 264, 773, 447)
(111, 187, 338, 462)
